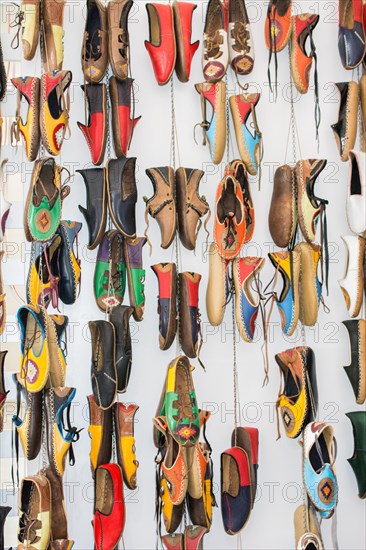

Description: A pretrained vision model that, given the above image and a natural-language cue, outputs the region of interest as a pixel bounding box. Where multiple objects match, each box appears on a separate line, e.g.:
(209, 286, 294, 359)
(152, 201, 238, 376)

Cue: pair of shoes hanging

(11, 0, 66, 71)
(144, 166, 210, 251)
(78, 156, 137, 249)
(78, 78, 141, 165)
(27, 220, 82, 309)
(203, 0, 254, 82)
(88, 396, 139, 488)
(152, 263, 202, 359)
(206, 243, 265, 343)
(195, 82, 263, 171)
(82, 0, 132, 83)
(94, 231, 146, 319)
(93, 463, 125, 550)
(332, 81, 366, 161)
(145, 2, 199, 85)
(221, 426, 258, 535)
(12, 72, 72, 159)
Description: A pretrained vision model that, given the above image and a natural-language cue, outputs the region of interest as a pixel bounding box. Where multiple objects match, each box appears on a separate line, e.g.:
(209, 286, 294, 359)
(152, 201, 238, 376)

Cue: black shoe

(109, 305, 134, 393)
(57, 221, 82, 305)
(77, 168, 107, 250)
(343, 320, 366, 405)
(89, 320, 117, 409)
(106, 156, 137, 239)
(0, 505, 11, 550)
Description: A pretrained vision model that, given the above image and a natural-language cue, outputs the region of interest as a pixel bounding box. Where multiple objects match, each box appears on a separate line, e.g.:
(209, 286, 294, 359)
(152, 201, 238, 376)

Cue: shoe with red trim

(229, 95, 262, 177)
(233, 257, 265, 342)
(173, 1, 199, 83)
(145, 3, 176, 85)
(11, 76, 41, 162)
(93, 463, 125, 550)
(151, 263, 177, 351)
(179, 272, 202, 359)
(78, 83, 107, 166)
(214, 173, 246, 260)
(40, 70, 72, 156)
(110, 77, 141, 158)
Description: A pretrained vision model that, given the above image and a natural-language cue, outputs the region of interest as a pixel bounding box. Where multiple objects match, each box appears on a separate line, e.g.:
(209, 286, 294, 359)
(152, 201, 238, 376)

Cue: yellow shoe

(11, 76, 40, 161)
(40, 70, 72, 156)
(115, 402, 139, 490)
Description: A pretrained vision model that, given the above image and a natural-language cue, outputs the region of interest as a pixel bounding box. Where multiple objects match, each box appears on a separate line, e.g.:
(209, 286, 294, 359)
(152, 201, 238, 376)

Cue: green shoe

(25, 157, 69, 242)
(125, 237, 146, 321)
(346, 412, 366, 499)
(94, 230, 126, 311)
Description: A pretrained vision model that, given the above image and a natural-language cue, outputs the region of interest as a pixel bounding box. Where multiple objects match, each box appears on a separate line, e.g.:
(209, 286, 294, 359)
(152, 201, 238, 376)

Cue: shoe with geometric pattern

(11, 76, 41, 162)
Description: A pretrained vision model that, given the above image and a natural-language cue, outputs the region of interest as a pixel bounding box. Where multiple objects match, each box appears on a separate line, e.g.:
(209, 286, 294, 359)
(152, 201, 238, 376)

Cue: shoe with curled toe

(195, 81, 226, 165)
(294, 504, 324, 550)
(106, 156, 137, 239)
(87, 394, 112, 476)
(94, 230, 125, 312)
(229, 95, 262, 178)
(12, 372, 43, 461)
(125, 237, 147, 322)
(303, 422, 338, 519)
(40, 70, 72, 157)
(77, 167, 107, 250)
(275, 346, 318, 439)
(144, 166, 176, 250)
(290, 13, 320, 94)
(206, 242, 230, 326)
(78, 84, 107, 166)
(115, 402, 139, 490)
(173, 1, 199, 83)
(27, 235, 62, 309)
(296, 242, 322, 327)
(202, 0, 228, 82)
(331, 82, 358, 162)
(93, 464, 125, 550)
(109, 305, 134, 393)
(265, 0, 293, 52)
(179, 272, 203, 360)
(11, 76, 41, 162)
(42, 0, 67, 72)
(57, 220, 82, 306)
(338, 235, 365, 318)
(110, 77, 141, 158)
(151, 263, 177, 351)
(233, 257, 265, 343)
(228, 160, 255, 241)
(338, 0, 366, 70)
(89, 320, 117, 410)
(343, 320, 366, 405)
(296, 159, 327, 244)
(145, 3, 176, 86)
(346, 150, 366, 235)
(268, 249, 300, 337)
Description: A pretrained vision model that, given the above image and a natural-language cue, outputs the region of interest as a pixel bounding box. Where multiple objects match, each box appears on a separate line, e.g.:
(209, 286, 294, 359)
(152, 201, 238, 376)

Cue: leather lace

(267, 4, 279, 99)
(204, 30, 223, 59)
(10, 6, 24, 50)
(231, 21, 250, 54)
(19, 513, 40, 544)
(172, 392, 195, 424)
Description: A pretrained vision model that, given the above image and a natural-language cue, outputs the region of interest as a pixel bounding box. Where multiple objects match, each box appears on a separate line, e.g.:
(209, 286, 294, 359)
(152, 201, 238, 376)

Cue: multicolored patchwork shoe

(94, 230, 125, 312)
(14, 1, 40, 61)
(17, 472, 51, 550)
(214, 173, 246, 260)
(77, 83, 107, 166)
(25, 157, 69, 242)
(17, 305, 50, 392)
(48, 313, 68, 388)
(268, 249, 300, 336)
(154, 416, 188, 505)
(125, 237, 146, 322)
(303, 422, 338, 519)
(265, 0, 293, 52)
(110, 77, 141, 158)
(186, 441, 215, 529)
(81, 0, 108, 83)
(163, 355, 200, 447)
(275, 346, 318, 439)
(160, 477, 184, 534)
(27, 235, 62, 309)
(184, 526, 208, 550)
(87, 394, 113, 476)
(228, 160, 255, 242)
(45, 387, 80, 477)
(57, 221, 82, 306)
(162, 533, 184, 550)
(231, 426, 259, 505)
(151, 263, 177, 351)
(115, 402, 139, 490)
(331, 82, 358, 162)
(233, 257, 265, 343)
(230, 94, 262, 177)
(202, 0, 228, 82)
(195, 81, 226, 165)
(40, 70, 72, 156)
(338, 0, 366, 70)
(11, 76, 40, 161)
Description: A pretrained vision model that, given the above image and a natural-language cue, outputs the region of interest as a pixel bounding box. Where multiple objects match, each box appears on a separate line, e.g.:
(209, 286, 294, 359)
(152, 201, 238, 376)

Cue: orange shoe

(265, 0, 293, 52)
(40, 70, 72, 156)
(291, 13, 319, 94)
(11, 76, 40, 161)
(214, 173, 246, 260)
(226, 160, 255, 243)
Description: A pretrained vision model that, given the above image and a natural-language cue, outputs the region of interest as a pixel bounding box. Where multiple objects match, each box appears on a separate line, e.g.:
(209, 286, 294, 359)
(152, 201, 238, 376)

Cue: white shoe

(202, 0, 229, 83)
(228, 0, 255, 76)
(347, 151, 366, 236)
(338, 235, 365, 318)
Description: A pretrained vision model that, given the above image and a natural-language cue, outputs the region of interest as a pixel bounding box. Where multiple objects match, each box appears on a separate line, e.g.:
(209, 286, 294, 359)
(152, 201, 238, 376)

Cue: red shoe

(162, 533, 184, 550)
(172, 2, 199, 83)
(184, 526, 208, 550)
(145, 3, 176, 85)
(78, 83, 107, 166)
(93, 464, 125, 550)
(109, 77, 141, 158)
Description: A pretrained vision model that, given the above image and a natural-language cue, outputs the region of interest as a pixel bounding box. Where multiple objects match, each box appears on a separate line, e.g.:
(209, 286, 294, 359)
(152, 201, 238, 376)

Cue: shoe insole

(309, 432, 330, 474)
(95, 468, 113, 515)
(25, 312, 42, 357)
(284, 367, 301, 400)
(351, 155, 361, 195)
(86, 4, 101, 60)
(222, 454, 240, 498)
(35, 161, 56, 206)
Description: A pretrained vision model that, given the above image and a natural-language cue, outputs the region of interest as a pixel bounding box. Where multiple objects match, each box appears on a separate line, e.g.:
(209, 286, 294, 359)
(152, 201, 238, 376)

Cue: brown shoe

(16, 1, 40, 61)
(87, 394, 113, 476)
(42, 0, 67, 72)
(144, 167, 177, 249)
(114, 402, 139, 490)
(176, 167, 210, 251)
(44, 466, 68, 541)
(268, 164, 297, 248)
(51, 541, 75, 550)
(108, 0, 133, 80)
(18, 472, 51, 549)
(81, 0, 108, 83)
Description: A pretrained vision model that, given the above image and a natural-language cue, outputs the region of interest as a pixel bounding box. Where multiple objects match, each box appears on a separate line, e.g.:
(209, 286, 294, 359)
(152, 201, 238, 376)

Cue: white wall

(1, 1, 365, 548)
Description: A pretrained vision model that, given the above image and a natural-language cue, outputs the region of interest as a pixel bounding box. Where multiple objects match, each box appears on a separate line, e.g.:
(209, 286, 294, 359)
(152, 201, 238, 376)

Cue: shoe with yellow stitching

(11, 76, 40, 162)
(40, 70, 72, 156)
